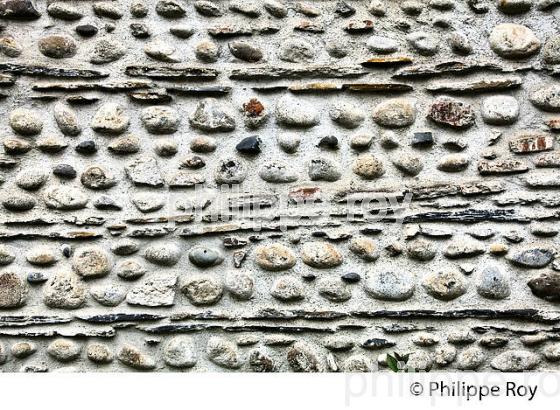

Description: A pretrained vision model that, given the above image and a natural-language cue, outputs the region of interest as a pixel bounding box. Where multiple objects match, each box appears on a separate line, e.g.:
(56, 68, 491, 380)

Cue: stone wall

(0, 0, 560, 372)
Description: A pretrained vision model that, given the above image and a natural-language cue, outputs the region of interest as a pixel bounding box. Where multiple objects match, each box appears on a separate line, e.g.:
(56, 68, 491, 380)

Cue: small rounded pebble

(9, 108, 43, 136)
(352, 154, 385, 179)
(163, 336, 197, 368)
(317, 277, 351, 302)
(225, 271, 255, 300)
(11, 341, 37, 358)
(271, 276, 305, 301)
(301, 242, 343, 268)
(53, 164, 77, 179)
(39, 34, 77, 58)
(72, 246, 112, 278)
(47, 339, 82, 362)
(181, 275, 224, 306)
(87, 343, 114, 364)
(195, 40, 220, 62)
(188, 246, 224, 268)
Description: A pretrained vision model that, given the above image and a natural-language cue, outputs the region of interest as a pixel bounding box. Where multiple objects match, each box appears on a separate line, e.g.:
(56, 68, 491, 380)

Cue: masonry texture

(2, 0, 560, 373)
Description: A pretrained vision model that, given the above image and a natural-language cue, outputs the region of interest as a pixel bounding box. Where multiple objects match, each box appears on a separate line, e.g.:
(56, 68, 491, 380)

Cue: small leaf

(386, 354, 399, 372)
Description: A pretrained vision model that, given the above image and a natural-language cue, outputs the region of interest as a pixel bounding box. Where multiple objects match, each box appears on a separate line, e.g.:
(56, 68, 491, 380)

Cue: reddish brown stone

(427, 97, 476, 129)
(288, 187, 322, 203)
(546, 118, 560, 131)
(294, 20, 324, 33)
(509, 133, 554, 154)
(344, 20, 374, 33)
(243, 98, 264, 117)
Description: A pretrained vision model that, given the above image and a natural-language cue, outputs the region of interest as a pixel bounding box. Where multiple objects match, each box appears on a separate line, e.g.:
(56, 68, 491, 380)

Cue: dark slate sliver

(361, 338, 397, 349)
(0, 63, 108, 78)
(411, 132, 434, 147)
(230, 66, 367, 80)
(125, 65, 219, 80)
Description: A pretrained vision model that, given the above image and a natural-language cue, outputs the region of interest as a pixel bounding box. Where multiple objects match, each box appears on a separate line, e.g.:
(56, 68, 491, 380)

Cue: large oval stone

(126, 274, 177, 307)
(38, 34, 77, 58)
(91, 103, 130, 134)
(45, 185, 88, 211)
(207, 337, 242, 369)
(0, 245, 15, 266)
(457, 347, 485, 370)
(141, 106, 180, 134)
(47, 339, 81, 362)
(270, 276, 304, 301)
(422, 270, 467, 300)
(489, 23, 540, 59)
(43, 271, 86, 309)
(481, 95, 519, 124)
(9, 108, 43, 136)
(72, 246, 112, 278)
(144, 243, 181, 266)
(476, 264, 511, 299)
(444, 238, 485, 259)
(428, 97, 475, 129)
(317, 277, 352, 302)
(372, 98, 416, 128)
(54, 102, 81, 136)
(255, 243, 296, 271)
(275, 95, 320, 128)
(214, 157, 247, 184)
(491, 350, 540, 372)
(181, 275, 223, 306)
(529, 84, 560, 112)
(118, 344, 156, 370)
(188, 247, 224, 268)
(507, 246, 554, 268)
(0, 272, 28, 308)
(163, 336, 197, 368)
(0, 0, 41, 20)
(364, 271, 415, 301)
(225, 272, 254, 300)
(528, 271, 560, 301)
(301, 242, 343, 268)
(287, 341, 323, 372)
